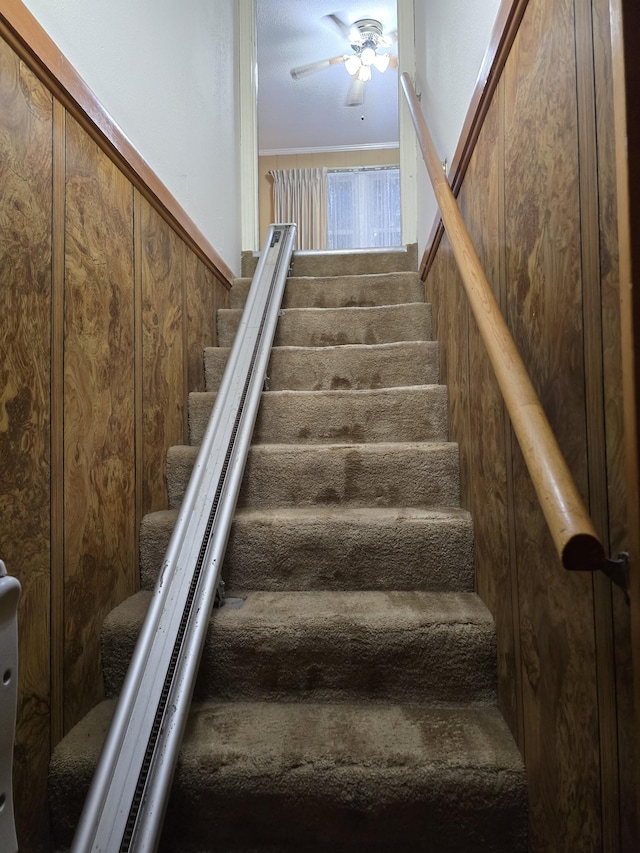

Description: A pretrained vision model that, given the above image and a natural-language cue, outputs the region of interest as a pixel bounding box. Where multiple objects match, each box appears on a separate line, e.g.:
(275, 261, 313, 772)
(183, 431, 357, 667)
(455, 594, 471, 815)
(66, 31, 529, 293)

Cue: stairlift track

(71, 224, 296, 852)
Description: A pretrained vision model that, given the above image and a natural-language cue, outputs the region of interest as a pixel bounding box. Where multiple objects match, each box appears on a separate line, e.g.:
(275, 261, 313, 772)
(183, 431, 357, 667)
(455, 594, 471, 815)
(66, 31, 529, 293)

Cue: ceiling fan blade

(382, 29, 398, 45)
(290, 55, 346, 80)
(388, 54, 399, 70)
(345, 76, 365, 107)
(322, 13, 353, 41)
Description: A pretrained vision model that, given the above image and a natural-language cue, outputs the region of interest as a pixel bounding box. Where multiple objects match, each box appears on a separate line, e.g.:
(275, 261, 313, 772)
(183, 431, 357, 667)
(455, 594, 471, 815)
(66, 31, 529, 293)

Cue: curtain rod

(327, 165, 399, 173)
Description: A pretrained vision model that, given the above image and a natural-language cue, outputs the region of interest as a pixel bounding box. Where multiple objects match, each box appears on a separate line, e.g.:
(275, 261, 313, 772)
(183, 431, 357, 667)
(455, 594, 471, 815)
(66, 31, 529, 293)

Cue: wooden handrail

(401, 72, 607, 575)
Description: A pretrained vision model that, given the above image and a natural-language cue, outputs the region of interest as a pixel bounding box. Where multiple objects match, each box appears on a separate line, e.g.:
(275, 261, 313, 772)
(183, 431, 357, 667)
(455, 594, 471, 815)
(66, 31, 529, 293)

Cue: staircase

(49, 246, 527, 852)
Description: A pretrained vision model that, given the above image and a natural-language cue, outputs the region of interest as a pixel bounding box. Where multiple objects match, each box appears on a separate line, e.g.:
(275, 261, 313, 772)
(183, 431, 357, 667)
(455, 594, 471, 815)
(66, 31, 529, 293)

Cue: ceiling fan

(290, 14, 398, 107)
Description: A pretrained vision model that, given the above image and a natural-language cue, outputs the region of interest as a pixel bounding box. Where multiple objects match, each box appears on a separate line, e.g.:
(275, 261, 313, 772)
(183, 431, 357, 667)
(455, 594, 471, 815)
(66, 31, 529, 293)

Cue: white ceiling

(256, 1, 399, 154)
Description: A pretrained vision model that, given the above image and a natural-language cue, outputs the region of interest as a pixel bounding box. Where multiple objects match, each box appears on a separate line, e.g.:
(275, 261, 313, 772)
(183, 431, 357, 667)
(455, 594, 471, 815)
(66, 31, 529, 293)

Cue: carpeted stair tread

(139, 505, 474, 592)
(204, 340, 440, 392)
(188, 385, 449, 446)
(241, 244, 418, 277)
(217, 302, 432, 348)
(166, 441, 461, 510)
(50, 699, 526, 853)
(102, 589, 497, 703)
(229, 271, 424, 309)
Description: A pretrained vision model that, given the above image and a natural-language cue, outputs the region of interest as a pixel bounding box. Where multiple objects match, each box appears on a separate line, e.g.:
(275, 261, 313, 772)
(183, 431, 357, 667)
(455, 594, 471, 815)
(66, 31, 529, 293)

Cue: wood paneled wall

(258, 148, 400, 245)
(424, 0, 636, 849)
(0, 35, 229, 851)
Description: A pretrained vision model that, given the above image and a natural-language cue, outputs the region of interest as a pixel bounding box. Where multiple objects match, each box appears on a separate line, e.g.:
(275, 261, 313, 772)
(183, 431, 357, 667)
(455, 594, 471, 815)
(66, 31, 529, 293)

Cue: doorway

(240, 0, 416, 252)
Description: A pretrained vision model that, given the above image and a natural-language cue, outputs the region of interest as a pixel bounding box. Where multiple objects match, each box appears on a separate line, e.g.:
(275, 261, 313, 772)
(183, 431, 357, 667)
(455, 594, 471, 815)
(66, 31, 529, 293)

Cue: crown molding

(259, 142, 400, 157)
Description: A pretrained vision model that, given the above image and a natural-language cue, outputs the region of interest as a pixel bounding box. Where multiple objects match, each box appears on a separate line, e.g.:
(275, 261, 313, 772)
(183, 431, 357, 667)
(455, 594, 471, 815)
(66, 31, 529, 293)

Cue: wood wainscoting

(424, 0, 636, 849)
(0, 33, 230, 852)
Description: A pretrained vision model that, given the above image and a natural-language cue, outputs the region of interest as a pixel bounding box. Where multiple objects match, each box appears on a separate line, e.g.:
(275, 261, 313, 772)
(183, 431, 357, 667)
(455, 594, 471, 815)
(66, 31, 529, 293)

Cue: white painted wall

(415, 0, 502, 256)
(22, 0, 242, 273)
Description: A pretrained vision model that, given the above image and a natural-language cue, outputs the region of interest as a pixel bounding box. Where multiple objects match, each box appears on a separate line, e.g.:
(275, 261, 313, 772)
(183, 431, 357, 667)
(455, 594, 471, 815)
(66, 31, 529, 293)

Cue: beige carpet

(49, 247, 527, 852)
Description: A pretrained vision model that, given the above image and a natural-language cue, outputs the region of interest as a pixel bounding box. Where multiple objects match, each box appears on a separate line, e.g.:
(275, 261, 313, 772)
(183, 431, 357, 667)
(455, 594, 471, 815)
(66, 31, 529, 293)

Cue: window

(327, 167, 401, 250)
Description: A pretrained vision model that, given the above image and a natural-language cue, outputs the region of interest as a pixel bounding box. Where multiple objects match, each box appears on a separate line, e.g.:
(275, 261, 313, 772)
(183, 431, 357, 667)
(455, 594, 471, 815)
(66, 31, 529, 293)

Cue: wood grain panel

(458, 83, 522, 741)
(503, 0, 601, 848)
(427, 228, 471, 515)
(0, 38, 52, 852)
(423, 0, 635, 847)
(0, 17, 236, 852)
(424, 243, 449, 382)
(51, 97, 66, 751)
(138, 192, 186, 514)
(574, 1, 621, 847)
(592, 0, 638, 846)
(134, 190, 144, 582)
(447, 259, 471, 512)
(186, 256, 220, 393)
(596, 0, 627, 566)
(63, 114, 136, 731)
(611, 0, 640, 839)
(0, 46, 53, 852)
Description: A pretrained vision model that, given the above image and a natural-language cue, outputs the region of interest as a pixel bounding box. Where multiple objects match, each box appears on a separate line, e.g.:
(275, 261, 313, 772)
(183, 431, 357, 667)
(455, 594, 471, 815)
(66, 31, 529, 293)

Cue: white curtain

(327, 167, 401, 249)
(269, 168, 328, 250)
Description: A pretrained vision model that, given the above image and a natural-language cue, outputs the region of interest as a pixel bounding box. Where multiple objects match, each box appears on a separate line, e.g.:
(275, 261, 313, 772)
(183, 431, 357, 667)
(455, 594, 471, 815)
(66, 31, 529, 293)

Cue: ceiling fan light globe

(361, 45, 376, 66)
(357, 65, 372, 83)
(344, 55, 361, 76)
(373, 53, 391, 73)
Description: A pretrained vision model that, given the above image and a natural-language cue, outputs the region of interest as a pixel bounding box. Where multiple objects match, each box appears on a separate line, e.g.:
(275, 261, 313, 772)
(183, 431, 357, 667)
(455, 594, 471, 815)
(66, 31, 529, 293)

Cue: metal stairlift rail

(72, 223, 297, 852)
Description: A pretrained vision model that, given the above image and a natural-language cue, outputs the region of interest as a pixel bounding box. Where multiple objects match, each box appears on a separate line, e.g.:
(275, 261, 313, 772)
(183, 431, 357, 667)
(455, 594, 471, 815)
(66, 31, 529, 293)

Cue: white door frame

(238, 0, 259, 252)
(239, 0, 416, 252)
(397, 0, 418, 247)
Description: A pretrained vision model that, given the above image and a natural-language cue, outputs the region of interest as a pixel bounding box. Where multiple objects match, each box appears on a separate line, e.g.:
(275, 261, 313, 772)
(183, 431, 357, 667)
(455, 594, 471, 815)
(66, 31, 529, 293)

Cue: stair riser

(205, 341, 440, 392)
(159, 777, 527, 853)
(102, 592, 497, 705)
(53, 770, 527, 853)
(230, 272, 424, 309)
(50, 702, 527, 853)
(188, 386, 449, 446)
(166, 443, 461, 511)
(241, 245, 418, 277)
(139, 509, 475, 592)
(217, 303, 432, 348)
